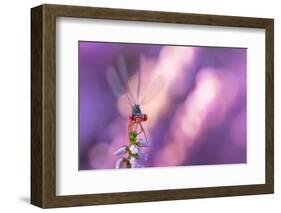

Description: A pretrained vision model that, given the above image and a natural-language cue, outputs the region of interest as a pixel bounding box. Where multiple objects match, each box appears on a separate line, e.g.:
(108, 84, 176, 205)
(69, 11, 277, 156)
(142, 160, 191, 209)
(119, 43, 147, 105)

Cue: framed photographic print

(31, 4, 274, 208)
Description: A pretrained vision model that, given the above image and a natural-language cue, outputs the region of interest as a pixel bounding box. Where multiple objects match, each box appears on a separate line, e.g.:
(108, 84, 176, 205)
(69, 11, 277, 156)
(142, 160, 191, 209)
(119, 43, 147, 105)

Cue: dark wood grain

(31, 5, 43, 207)
(265, 20, 274, 193)
(31, 4, 274, 208)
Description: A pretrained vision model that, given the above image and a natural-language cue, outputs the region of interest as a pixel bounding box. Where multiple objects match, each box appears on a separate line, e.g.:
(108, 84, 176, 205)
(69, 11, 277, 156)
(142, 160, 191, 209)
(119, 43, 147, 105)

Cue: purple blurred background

(79, 41, 247, 170)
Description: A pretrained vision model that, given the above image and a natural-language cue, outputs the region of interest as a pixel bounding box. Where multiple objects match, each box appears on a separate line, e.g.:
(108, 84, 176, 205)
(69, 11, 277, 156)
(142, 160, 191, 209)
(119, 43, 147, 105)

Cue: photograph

(30, 3, 274, 208)
(78, 41, 247, 170)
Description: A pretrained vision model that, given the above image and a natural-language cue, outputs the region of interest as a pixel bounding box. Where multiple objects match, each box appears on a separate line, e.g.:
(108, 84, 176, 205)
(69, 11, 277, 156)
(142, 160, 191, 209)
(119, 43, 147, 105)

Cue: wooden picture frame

(31, 4, 274, 208)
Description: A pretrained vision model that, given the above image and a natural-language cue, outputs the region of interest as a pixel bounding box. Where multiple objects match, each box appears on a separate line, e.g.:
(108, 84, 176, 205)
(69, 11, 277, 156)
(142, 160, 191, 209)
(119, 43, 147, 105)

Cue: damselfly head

(129, 104, 148, 122)
(132, 104, 142, 115)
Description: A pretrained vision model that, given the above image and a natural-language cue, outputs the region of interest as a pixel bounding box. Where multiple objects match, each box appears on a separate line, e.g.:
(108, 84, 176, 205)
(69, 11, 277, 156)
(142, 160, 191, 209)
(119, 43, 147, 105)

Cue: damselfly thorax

(129, 104, 148, 122)
(128, 104, 148, 143)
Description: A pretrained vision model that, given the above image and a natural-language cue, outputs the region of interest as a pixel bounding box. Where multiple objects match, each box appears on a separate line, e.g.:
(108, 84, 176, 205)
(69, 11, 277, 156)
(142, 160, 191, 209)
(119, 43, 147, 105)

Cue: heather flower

(129, 157, 144, 168)
(114, 145, 129, 156)
(114, 130, 149, 169)
(138, 138, 149, 147)
(115, 157, 130, 168)
(138, 150, 148, 161)
(115, 157, 125, 168)
(129, 144, 139, 155)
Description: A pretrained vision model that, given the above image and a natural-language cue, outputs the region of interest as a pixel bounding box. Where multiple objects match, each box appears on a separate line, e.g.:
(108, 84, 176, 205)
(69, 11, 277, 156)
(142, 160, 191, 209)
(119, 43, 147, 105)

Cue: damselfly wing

(107, 55, 156, 168)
